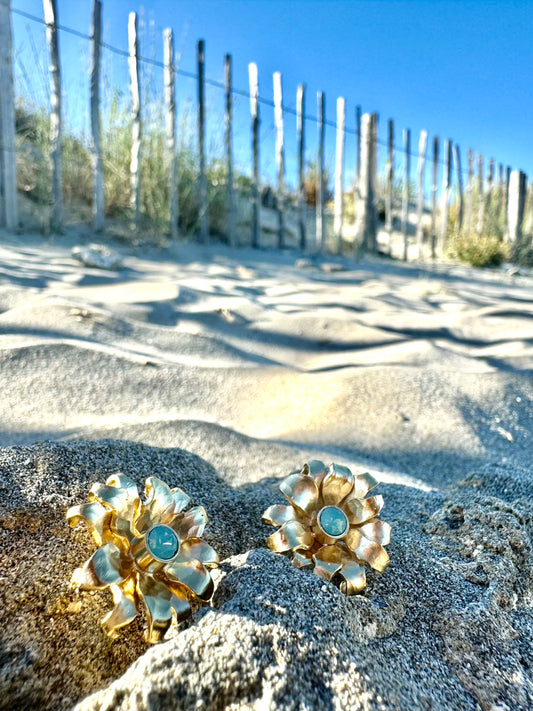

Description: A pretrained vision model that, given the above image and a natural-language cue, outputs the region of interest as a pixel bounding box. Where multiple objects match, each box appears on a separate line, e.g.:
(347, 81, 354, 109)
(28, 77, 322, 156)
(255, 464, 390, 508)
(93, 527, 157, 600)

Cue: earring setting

(262, 460, 390, 594)
(67, 460, 391, 642)
(67, 473, 218, 643)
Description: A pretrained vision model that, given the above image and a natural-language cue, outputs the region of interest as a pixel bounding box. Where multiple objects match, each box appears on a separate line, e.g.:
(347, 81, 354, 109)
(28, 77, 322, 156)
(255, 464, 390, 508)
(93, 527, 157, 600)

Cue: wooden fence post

(273, 71, 285, 249)
(43, 0, 63, 231)
(370, 113, 379, 253)
(486, 158, 495, 235)
(197, 40, 208, 242)
(523, 180, 533, 238)
(249, 62, 260, 248)
(334, 97, 345, 253)
(128, 12, 141, 230)
(297, 83, 306, 250)
(487, 158, 494, 214)
(164, 28, 178, 239)
(465, 149, 473, 234)
(431, 136, 439, 257)
(453, 143, 464, 233)
(496, 162, 504, 234)
(371, 113, 378, 217)
(506, 170, 527, 253)
(504, 166, 511, 235)
(0, 0, 17, 230)
(500, 165, 511, 240)
(355, 112, 376, 253)
(439, 139, 452, 255)
(476, 154, 484, 235)
(416, 129, 428, 258)
(90, 0, 104, 233)
(225, 54, 235, 246)
(316, 91, 325, 253)
(401, 128, 410, 260)
(355, 105, 361, 198)
(385, 119, 394, 238)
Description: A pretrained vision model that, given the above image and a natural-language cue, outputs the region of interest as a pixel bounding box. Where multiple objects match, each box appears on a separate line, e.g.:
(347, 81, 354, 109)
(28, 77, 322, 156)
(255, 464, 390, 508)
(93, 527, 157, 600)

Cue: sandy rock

(294, 257, 315, 269)
(320, 261, 347, 273)
(1, 440, 532, 710)
(71, 243, 124, 270)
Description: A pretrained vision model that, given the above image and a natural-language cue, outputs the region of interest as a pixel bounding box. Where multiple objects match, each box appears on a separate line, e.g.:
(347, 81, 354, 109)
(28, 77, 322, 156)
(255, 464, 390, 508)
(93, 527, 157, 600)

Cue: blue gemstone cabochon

(318, 506, 349, 538)
(146, 524, 180, 561)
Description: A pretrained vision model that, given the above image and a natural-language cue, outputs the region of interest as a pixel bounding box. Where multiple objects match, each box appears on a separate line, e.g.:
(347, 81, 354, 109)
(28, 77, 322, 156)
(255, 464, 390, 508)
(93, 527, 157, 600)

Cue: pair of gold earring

(67, 460, 391, 644)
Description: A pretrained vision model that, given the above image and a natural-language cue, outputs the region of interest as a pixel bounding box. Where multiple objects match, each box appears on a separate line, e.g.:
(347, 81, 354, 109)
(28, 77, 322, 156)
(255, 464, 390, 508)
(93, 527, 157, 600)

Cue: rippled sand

(1, 233, 532, 489)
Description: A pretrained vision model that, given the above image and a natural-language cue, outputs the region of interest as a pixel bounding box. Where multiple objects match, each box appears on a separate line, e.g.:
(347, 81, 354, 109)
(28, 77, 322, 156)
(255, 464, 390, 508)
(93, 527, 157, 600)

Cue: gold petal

(171, 506, 208, 541)
(171, 487, 191, 514)
(262, 504, 299, 526)
(180, 537, 219, 568)
(135, 477, 176, 533)
(66, 501, 112, 546)
(320, 463, 354, 505)
(280, 473, 318, 517)
(313, 545, 343, 581)
(137, 574, 173, 644)
(292, 550, 314, 569)
(71, 543, 129, 590)
(353, 538, 390, 572)
(87, 483, 120, 508)
(344, 495, 384, 525)
(302, 460, 328, 485)
(105, 473, 139, 495)
(88, 482, 138, 539)
(266, 520, 314, 552)
(101, 577, 139, 638)
(359, 520, 391, 546)
(89, 481, 138, 514)
(352, 472, 379, 499)
(164, 559, 213, 600)
(167, 581, 192, 623)
(338, 561, 367, 595)
(343, 526, 363, 552)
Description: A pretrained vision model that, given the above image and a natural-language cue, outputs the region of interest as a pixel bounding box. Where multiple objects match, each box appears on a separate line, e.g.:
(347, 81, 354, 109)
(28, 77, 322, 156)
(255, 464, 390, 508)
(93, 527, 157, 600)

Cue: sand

(1, 233, 532, 482)
(0, 230, 532, 709)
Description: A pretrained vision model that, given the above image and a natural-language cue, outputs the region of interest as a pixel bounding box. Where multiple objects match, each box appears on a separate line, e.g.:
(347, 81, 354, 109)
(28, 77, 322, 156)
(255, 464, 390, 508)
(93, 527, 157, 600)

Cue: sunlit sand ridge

(1, 235, 532, 487)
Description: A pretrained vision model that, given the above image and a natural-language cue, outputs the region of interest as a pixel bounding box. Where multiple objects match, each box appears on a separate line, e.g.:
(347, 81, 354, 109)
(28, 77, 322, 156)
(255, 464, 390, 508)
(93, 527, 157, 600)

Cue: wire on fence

(10, 5, 505, 179)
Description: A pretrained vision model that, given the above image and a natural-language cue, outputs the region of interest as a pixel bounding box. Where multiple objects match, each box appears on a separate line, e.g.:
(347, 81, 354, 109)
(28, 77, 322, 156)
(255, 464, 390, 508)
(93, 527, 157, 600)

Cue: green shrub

(512, 243, 533, 267)
(62, 134, 92, 205)
(15, 100, 51, 204)
(448, 232, 509, 268)
(101, 90, 132, 218)
(15, 92, 245, 239)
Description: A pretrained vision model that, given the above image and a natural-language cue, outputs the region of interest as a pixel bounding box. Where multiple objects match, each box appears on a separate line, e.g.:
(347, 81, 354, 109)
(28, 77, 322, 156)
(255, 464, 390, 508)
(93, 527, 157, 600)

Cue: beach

(1, 232, 532, 710)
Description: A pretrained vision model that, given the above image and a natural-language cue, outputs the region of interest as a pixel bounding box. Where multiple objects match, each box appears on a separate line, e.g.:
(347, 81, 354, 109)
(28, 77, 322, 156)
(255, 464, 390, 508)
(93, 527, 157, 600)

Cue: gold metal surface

(67, 474, 219, 643)
(262, 461, 391, 594)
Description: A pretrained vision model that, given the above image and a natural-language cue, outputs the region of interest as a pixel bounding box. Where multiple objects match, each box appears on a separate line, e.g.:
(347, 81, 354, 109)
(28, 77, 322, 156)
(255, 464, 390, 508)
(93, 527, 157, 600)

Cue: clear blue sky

(10, 0, 533, 191)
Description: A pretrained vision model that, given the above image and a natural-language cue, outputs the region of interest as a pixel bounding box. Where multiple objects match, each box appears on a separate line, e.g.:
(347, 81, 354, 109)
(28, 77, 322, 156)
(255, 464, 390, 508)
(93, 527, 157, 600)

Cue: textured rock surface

(1, 440, 532, 711)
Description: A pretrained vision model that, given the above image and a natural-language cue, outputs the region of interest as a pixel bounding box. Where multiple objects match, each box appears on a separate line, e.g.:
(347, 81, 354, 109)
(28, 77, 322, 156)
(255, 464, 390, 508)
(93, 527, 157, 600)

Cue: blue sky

(10, 0, 533, 192)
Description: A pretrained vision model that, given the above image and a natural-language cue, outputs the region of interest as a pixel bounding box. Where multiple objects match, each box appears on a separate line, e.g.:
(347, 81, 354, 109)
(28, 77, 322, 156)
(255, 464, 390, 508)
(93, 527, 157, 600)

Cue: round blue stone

(146, 524, 180, 561)
(318, 506, 349, 538)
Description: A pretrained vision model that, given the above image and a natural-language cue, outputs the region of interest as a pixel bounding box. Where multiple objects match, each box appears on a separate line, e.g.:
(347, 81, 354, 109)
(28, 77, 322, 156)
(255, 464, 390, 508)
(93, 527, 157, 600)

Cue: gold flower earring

(67, 473, 219, 643)
(262, 461, 390, 594)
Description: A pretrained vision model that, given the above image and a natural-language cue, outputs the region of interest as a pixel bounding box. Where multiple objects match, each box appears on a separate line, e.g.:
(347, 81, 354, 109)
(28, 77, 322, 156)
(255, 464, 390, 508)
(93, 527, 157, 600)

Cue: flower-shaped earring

(262, 460, 390, 594)
(67, 473, 218, 643)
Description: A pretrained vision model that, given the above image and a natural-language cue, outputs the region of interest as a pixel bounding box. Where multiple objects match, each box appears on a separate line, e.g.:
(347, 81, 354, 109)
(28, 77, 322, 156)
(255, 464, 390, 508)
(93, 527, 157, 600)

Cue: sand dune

(1, 233, 533, 709)
(1, 234, 532, 487)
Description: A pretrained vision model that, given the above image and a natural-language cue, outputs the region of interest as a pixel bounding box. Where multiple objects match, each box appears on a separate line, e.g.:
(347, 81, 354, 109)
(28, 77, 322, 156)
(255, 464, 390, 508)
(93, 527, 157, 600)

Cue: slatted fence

(0, 0, 530, 263)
